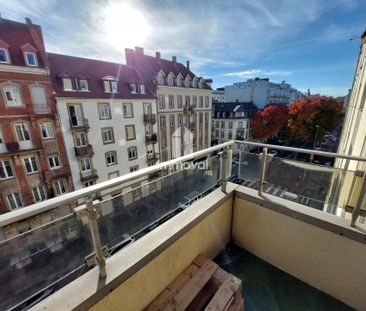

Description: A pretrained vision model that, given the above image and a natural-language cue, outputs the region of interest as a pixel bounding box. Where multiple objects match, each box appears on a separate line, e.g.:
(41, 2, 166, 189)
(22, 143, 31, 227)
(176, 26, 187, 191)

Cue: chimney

(25, 17, 49, 68)
(125, 48, 135, 66)
(25, 17, 32, 25)
(172, 56, 177, 63)
(204, 79, 213, 87)
(186, 60, 190, 70)
(135, 46, 144, 55)
(156, 52, 161, 59)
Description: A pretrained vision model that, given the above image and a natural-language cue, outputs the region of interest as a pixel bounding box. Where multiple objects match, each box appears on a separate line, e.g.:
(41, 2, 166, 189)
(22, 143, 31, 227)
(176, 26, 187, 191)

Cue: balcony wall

(232, 186, 366, 311)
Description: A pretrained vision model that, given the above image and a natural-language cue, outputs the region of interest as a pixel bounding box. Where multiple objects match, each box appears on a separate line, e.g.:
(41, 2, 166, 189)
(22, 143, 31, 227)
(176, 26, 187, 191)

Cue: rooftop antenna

(349, 28, 366, 41)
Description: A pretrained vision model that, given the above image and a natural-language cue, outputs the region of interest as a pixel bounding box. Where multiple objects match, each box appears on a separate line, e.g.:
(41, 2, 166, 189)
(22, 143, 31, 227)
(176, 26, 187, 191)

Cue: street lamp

(313, 125, 320, 149)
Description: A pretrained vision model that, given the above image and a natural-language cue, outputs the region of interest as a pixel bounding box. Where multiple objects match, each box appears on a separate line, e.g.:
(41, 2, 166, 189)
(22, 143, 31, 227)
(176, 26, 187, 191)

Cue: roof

(213, 102, 258, 114)
(0, 17, 47, 68)
(47, 53, 155, 100)
(125, 48, 211, 93)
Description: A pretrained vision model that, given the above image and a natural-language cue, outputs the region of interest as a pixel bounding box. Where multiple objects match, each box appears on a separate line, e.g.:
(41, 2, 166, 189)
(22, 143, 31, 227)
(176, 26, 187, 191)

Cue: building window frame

(125, 125, 136, 140)
(0, 160, 13, 179)
(6, 192, 23, 210)
(3, 85, 23, 107)
(24, 51, 38, 67)
(123, 103, 134, 118)
(32, 185, 47, 202)
(48, 154, 61, 169)
(40, 122, 54, 139)
(127, 146, 138, 161)
(0, 48, 10, 64)
(105, 151, 118, 166)
(24, 156, 39, 174)
(101, 127, 115, 144)
(53, 179, 67, 196)
(98, 103, 112, 120)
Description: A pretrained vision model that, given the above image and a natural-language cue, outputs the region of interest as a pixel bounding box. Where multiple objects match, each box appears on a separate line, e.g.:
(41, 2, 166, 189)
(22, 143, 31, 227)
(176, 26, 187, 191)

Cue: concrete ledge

(32, 183, 238, 311)
(234, 185, 366, 244)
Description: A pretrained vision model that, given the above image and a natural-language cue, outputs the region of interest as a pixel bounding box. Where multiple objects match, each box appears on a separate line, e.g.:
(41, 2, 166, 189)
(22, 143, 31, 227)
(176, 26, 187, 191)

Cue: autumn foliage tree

(251, 96, 343, 143)
(251, 104, 289, 140)
(287, 96, 343, 142)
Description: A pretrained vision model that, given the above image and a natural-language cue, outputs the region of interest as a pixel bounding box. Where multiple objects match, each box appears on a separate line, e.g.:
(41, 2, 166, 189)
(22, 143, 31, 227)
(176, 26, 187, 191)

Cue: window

(101, 127, 114, 144)
(140, 84, 145, 94)
(167, 74, 174, 86)
(169, 115, 175, 127)
(177, 95, 182, 108)
(14, 123, 30, 141)
(199, 96, 204, 107)
(108, 171, 119, 180)
(228, 122, 233, 129)
(192, 79, 197, 88)
(215, 121, 219, 128)
(168, 95, 174, 108)
(158, 95, 165, 109)
(221, 121, 225, 129)
(48, 154, 60, 169)
(84, 180, 95, 187)
(215, 130, 219, 138)
(157, 72, 164, 85)
(238, 122, 243, 129)
(3, 85, 22, 107)
(160, 116, 166, 127)
(130, 83, 137, 93)
(193, 96, 197, 107)
(228, 132, 233, 139)
(30, 85, 48, 111)
(33, 185, 46, 202)
(123, 103, 133, 118)
(98, 103, 111, 119)
(103, 78, 118, 93)
(0, 160, 13, 179)
(40, 122, 54, 139)
(205, 96, 209, 107)
(80, 158, 91, 171)
(199, 80, 203, 88)
(125, 125, 136, 140)
(185, 96, 190, 106)
(178, 114, 183, 125)
(205, 112, 209, 123)
(53, 179, 67, 196)
(130, 165, 139, 172)
(105, 151, 117, 166)
(24, 156, 38, 173)
(176, 75, 182, 87)
(128, 146, 138, 160)
(79, 79, 88, 91)
(220, 131, 224, 138)
(62, 78, 73, 91)
(24, 52, 37, 66)
(0, 48, 10, 64)
(75, 132, 87, 146)
(6, 193, 23, 210)
(185, 77, 190, 88)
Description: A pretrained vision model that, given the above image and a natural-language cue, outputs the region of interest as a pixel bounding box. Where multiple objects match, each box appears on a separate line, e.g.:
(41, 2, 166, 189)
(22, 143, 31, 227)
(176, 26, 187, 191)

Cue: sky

(0, 0, 365, 96)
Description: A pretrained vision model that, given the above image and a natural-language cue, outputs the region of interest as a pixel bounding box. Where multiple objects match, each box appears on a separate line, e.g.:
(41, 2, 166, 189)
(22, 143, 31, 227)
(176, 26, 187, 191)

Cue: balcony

(145, 133, 158, 144)
(143, 114, 156, 124)
(5, 142, 19, 153)
(185, 121, 195, 130)
(79, 168, 98, 181)
(0, 141, 365, 310)
(34, 103, 52, 114)
(69, 118, 89, 130)
(146, 153, 159, 163)
(74, 144, 94, 157)
(43, 166, 71, 181)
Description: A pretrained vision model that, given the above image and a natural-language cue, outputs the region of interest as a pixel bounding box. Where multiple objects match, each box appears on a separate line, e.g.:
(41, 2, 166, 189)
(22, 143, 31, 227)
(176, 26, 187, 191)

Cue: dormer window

(130, 83, 137, 93)
(0, 48, 10, 64)
(199, 79, 203, 88)
(140, 84, 145, 94)
(25, 52, 37, 66)
(167, 73, 174, 86)
(157, 72, 164, 85)
(184, 76, 191, 88)
(103, 76, 118, 93)
(176, 74, 183, 87)
(192, 78, 197, 88)
(78, 79, 88, 91)
(62, 78, 73, 91)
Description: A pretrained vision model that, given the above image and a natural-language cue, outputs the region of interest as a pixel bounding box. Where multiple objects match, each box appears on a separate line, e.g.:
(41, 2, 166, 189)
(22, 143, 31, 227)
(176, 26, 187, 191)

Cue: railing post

(85, 198, 107, 278)
(258, 147, 268, 196)
(221, 146, 228, 193)
(351, 175, 366, 227)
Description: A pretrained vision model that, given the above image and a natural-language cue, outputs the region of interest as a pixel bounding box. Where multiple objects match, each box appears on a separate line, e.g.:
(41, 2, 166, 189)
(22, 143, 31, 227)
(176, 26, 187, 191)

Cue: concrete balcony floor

(215, 243, 353, 311)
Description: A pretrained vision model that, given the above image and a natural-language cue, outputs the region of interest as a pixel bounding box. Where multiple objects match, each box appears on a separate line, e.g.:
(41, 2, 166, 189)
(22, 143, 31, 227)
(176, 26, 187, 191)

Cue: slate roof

(48, 53, 155, 100)
(213, 102, 258, 118)
(0, 18, 47, 68)
(125, 48, 211, 94)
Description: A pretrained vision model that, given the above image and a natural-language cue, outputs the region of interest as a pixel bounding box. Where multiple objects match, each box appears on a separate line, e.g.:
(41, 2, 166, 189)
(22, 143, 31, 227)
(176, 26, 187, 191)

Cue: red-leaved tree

(287, 96, 343, 142)
(251, 104, 289, 140)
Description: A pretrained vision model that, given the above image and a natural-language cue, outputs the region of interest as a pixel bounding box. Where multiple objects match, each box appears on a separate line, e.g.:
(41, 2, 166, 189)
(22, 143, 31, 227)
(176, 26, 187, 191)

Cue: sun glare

(103, 3, 150, 50)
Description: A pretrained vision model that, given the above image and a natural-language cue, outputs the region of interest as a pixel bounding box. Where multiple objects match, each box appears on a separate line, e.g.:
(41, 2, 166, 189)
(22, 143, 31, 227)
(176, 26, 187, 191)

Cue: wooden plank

(145, 264, 199, 311)
(192, 254, 208, 267)
(172, 260, 219, 310)
(186, 279, 217, 311)
(204, 279, 234, 311)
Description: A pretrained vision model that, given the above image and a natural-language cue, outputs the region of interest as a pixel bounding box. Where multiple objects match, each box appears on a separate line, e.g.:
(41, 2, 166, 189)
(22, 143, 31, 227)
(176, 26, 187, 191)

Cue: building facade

(224, 78, 303, 109)
(212, 102, 258, 144)
(0, 18, 73, 215)
(212, 88, 225, 103)
(48, 53, 159, 191)
(125, 48, 212, 161)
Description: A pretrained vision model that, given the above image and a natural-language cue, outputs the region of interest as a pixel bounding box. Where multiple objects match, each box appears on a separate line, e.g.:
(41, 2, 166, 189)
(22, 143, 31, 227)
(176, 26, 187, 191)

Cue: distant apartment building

(0, 18, 73, 215)
(331, 30, 366, 214)
(48, 53, 159, 191)
(125, 47, 212, 161)
(212, 88, 225, 103)
(212, 102, 258, 144)
(225, 78, 303, 109)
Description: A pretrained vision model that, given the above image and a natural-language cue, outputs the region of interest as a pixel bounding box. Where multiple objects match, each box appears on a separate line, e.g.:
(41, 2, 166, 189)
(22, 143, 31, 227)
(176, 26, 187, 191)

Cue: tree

(287, 96, 343, 143)
(251, 104, 289, 141)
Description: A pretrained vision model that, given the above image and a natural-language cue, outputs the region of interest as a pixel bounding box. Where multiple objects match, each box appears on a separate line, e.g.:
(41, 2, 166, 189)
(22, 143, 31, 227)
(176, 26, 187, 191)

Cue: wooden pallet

(145, 255, 244, 311)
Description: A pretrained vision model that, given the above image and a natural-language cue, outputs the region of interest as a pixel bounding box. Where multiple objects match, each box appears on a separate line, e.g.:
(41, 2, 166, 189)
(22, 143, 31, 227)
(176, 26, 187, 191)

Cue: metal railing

(234, 140, 366, 227)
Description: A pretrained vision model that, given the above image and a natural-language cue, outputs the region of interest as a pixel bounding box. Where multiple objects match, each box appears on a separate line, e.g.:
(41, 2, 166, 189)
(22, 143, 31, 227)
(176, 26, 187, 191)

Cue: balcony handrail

(0, 140, 234, 227)
(235, 140, 366, 162)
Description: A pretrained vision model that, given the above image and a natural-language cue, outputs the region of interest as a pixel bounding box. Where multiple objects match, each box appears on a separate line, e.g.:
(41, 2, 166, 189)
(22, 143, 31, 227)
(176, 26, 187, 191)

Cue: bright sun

(103, 2, 150, 50)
